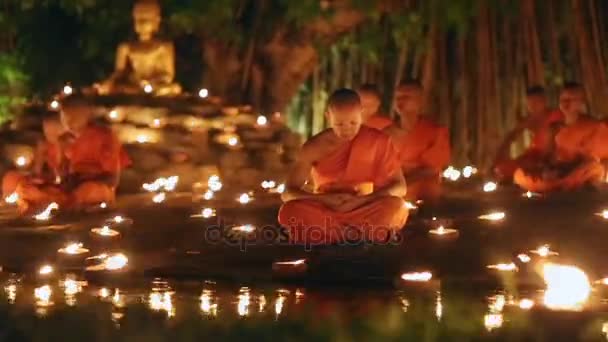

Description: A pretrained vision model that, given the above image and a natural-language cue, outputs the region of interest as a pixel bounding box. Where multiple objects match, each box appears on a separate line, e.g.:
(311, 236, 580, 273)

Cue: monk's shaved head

(326, 88, 362, 140)
(395, 79, 423, 124)
(526, 85, 548, 116)
(357, 84, 382, 120)
(61, 95, 94, 133)
(526, 85, 545, 97)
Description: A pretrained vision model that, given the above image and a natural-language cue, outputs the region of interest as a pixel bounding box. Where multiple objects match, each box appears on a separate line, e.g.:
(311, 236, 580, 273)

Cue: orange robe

(278, 126, 408, 245)
(65, 125, 126, 207)
(395, 118, 450, 201)
(514, 117, 606, 192)
(2, 142, 61, 198)
(364, 115, 393, 130)
(495, 110, 563, 179)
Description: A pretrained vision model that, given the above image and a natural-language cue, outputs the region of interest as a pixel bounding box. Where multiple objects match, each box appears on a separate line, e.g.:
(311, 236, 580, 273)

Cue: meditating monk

(357, 84, 393, 130)
(59, 96, 128, 208)
(514, 83, 607, 192)
(386, 80, 450, 203)
(278, 88, 408, 245)
(493, 86, 563, 181)
(2, 115, 65, 200)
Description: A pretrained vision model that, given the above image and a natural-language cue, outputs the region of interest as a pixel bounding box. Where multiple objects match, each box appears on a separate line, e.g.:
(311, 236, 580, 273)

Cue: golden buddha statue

(96, 0, 181, 96)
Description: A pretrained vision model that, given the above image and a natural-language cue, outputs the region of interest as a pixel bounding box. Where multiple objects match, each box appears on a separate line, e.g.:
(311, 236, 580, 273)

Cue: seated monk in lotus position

(514, 83, 608, 192)
(58, 96, 129, 208)
(493, 86, 563, 182)
(278, 89, 408, 245)
(2, 115, 66, 212)
(385, 80, 450, 203)
(357, 84, 393, 130)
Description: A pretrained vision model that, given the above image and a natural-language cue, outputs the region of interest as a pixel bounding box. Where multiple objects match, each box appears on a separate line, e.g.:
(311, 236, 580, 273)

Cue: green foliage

(0, 53, 28, 124)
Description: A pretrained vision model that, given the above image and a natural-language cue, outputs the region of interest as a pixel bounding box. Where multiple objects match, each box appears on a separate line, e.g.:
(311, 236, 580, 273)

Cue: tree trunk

(522, 0, 544, 86)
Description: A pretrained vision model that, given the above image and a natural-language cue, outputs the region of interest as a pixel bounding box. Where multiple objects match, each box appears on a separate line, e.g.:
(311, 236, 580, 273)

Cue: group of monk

(279, 81, 608, 246)
(279, 81, 451, 245)
(2, 96, 130, 214)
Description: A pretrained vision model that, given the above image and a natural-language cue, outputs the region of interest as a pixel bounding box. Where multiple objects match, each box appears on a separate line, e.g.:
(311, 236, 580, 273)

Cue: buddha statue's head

(133, 0, 161, 41)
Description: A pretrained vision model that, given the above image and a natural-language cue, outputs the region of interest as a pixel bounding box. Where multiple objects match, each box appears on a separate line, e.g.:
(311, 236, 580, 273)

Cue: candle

(143, 84, 153, 94)
(404, 201, 418, 210)
(103, 254, 128, 270)
(484, 314, 503, 331)
(401, 271, 433, 282)
(198, 88, 209, 98)
(91, 225, 120, 237)
(517, 254, 531, 263)
(148, 291, 175, 317)
(519, 298, 534, 310)
(152, 192, 166, 203)
(261, 180, 277, 190)
(99, 202, 107, 209)
(108, 109, 119, 121)
(34, 285, 52, 306)
(237, 289, 250, 317)
(50, 100, 60, 110)
(99, 288, 110, 299)
(203, 190, 214, 200)
(58, 242, 89, 255)
(442, 166, 461, 181)
(483, 182, 498, 192)
(5, 192, 18, 204)
(38, 265, 54, 275)
(542, 263, 590, 311)
(228, 136, 239, 146)
(151, 118, 162, 128)
(256, 115, 268, 127)
(63, 84, 73, 95)
(486, 263, 518, 272)
(530, 244, 558, 257)
(34, 202, 59, 221)
(200, 289, 217, 316)
(237, 193, 253, 204)
(596, 210, 608, 219)
(462, 165, 478, 178)
(208, 175, 223, 191)
(232, 224, 256, 233)
(523, 191, 541, 199)
(478, 211, 505, 221)
(192, 207, 216, 219)
(15, 156, 28, 168)
(429, 225, 459, 239)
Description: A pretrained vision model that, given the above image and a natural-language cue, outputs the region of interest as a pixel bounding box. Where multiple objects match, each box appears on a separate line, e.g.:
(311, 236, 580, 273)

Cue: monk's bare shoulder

(299, 129, 334, 162)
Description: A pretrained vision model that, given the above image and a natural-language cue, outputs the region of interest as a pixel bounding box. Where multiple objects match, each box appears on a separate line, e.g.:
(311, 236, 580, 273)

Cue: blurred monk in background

(2, 114, 67, 213)
(386, 80, 450, 204)
(493, 86, 563, 182)
(514, 83, 608, 192)
(279, 88, 408, 245)
(357, 84, 393, 130)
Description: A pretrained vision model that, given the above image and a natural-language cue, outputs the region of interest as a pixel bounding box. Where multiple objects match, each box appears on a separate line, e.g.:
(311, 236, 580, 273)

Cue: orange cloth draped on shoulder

(514, 117, 606, 192)
(495, 110, 564, 179)
(65, 125, 125, 206)
(2, 142, 61, 198)
(364, 114, 393, 130)
(395, 117, 450, 201)
(278, 126, 408, 245)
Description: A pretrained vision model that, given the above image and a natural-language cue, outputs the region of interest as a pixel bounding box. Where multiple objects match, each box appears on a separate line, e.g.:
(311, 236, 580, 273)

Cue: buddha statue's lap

(95, 0, 181, 96)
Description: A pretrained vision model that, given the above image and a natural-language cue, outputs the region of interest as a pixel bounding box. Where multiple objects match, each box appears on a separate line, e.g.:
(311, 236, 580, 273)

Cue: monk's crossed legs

(278, 195, 409, 245)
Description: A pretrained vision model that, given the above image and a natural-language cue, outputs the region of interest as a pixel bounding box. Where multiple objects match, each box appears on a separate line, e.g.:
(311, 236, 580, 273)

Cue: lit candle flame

(198, 88, 209, 98)
(487, 263, 518, 272)
(530, 244, 558, 257)
(152, 192, 166, 203)
(199, 208, 215, 219)
(232, 224, 256, 233)
(34, 285, 52, 306)
(237, 289, 250, 317)
(99, 288, 110, 298)
(136, 134, 150, 144)
(5, 284, 16, 303)
(401, 271, 433, 282)
(523, 191, 541, 199)
(143, 84, 153, 94)
(108, 110, 119, 120)
(542, 263, 590, 311)
(519, 298, 534, 310)
(237, 193, 252, 204)
(99, 202, 107, 209)
(478, 211, 505, 221)
(91, 225, 120, 237)
(261, 180, 277, 190)
(5, 192, 18, 204)
(483, 182, 498, 192)
(404, 201, 418, 210)
(203, 190, 214, 200)
(429, 225, 459, 236)
(595, 210, 608, 219)
(442, 166, 461, 181)
(517, 254, 531, 263)
(38, 265, 54, 275)
(228, 136, 239, 147)
(208, 175, 223, 192)
(103, 253, 128, 270)
(275, 295, 286, 317)
(58, 242, 89, 255)
(200, 290, 217, 316)
(274, 259, 306, 266)
(462, 166, 478, 178)
(256, 115, 268, 127)
(149, 291, 174, 317)
(152, 118, 161, 128)
(15, 156, 28, 167)
(484, 313, 503, 331)
(63, 84, 73, 95)
(34, 202, 59, 221)
(50, 100, 60, 110)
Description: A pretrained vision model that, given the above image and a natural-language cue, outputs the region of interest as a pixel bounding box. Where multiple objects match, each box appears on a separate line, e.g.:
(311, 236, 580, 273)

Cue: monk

(493, 86, 563, 181)
(514, 83, 607, 192)
(386, 80, 450, 203)
(2, 115, 64, 199)
(357, 84, 393, 130)
(59, 95, 128, 208)
(278, 88, 408, 245)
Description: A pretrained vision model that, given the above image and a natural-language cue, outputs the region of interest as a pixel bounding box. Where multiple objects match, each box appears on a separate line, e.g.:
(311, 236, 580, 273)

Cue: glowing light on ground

(50, 100, 60, 110)
(192, 207, 216, 219)
(143, 84, 153, 94)
(91, 225, 120, 237)
(256, 115, 268, 127)
(152, 192, 166, 203)
(530, 244, 558, 257)
(519, 298, 535, 310)
(34, 202, 59, 221)
(484, 314, 503, 331)
(58, 242, 89, 255)
(237, 193, 253, 204)
(237, 288, 250, 317)
(208, 175, 223, 192)
(34, 285, 52, 306)
(542, 263, 590, 311)
(478, 211, 506, 221)
(261, 180, 277, 189)
(200, 290, 217, 316)
(108, 110, 119, 120)
(483, 182, 498, 192)
(38, 265, 54, 275)
(15, 156, 28, 167)
(517, 254, 531, 263)
(63, 84, 73, 95)
(401, 271, 433, 282)
(103, 254, 128, 270)
(203, 190, 214, 200)
(442, 166, 461, 181)
(198, 88, 209, 98)
(487, 263, 518, 272)
(228, 136, 239, 146)
(143, 176, 179, 192)
(99, 288, 110, 298)
(149, 292, 175, 317)
(232, 224, 256, 233)
(5, 192, 18, 204)
(429, 225, 459, 238)
(274, 259, 306, 266)
(462, 166, 478, 178)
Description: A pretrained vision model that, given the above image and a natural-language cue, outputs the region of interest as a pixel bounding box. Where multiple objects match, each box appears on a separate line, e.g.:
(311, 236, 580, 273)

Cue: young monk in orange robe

(278, 89, 408, 245)
(357, 84, 393, 130)
(493, 86, 564, 181)
(385, 81, 450, 203)
(514, 83, 606, 192)
(59, 96, 127, 208)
